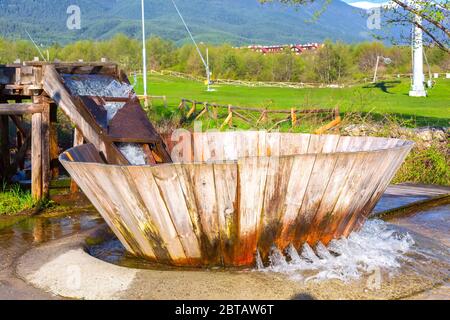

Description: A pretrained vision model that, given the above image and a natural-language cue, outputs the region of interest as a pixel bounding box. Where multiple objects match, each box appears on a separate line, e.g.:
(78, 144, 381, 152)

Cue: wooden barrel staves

(60, 132, 414, 267)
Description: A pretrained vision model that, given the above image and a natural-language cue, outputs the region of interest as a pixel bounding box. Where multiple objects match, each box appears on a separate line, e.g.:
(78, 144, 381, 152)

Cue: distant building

(236, 43, 322, 55)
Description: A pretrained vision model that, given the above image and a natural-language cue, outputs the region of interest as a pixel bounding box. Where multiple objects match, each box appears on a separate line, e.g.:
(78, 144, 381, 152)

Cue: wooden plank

(40, 102, 50, 198)
(222, 131, 238, 161)
(0, 116, 9, 180)
(213, 162, 239, 266)
(279, 133, 310, 156)
(238, 131, 259, 158)
(43, 65, 128, 165)
(259, 155, 294, 259)
(236, 156, 269, 265)
(70, 128, 84, 193)
(63, 162, 139, 256)
(150, 165, 202, 262)
(204, 132, 224, 162)
(293, 153, 339, 247)
(0, 103, 43, 115)
(320, 150, 379, 244)
(31, 113, 42, 200)
(351, 144, 413, 231)
(49, 103, 59, 178)
(94, 165, 157, 259)
(183, 163, 221, 264)
(13, 115, 24, 171)
(337, 150, 392, 237)
(277, 154, 316, 249)
(126, 166, 186, 263)
(305, 152, 357, 244)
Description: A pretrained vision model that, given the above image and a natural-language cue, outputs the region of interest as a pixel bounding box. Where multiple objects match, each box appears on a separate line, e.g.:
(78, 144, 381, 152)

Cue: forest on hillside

(1, 35, 449, 83)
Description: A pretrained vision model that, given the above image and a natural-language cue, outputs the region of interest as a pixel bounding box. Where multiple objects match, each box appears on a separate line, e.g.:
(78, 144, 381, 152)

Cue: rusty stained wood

(59, 132, 413, 267)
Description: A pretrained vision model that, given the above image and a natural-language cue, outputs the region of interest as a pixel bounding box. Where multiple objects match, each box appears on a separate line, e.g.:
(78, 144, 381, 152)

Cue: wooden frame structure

(0, 63, 58, 199)
(1, 61, 171, 200)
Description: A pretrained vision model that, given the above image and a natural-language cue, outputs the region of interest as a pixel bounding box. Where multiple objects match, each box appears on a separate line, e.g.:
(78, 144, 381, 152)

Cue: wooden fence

(178, 99, 341, 133)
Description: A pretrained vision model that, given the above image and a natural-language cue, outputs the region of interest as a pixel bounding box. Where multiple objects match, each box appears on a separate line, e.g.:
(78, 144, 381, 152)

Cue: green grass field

(136, 74, 450, 127)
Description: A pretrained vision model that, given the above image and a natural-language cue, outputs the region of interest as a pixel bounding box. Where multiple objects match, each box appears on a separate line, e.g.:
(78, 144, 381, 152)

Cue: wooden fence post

(291, 108, 297, 128)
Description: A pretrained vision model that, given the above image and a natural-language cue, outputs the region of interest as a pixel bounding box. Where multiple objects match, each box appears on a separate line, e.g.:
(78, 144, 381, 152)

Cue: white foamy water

(104, 102, 126, 123)
(63, 74, 148, 165)
(63, 74, 134, 124)
(118, 143, 147, 165)
(257, 219, 415, 283)
(62, 74, 133, 97)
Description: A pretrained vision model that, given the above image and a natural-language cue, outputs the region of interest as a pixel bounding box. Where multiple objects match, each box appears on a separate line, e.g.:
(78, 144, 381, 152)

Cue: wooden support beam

(0, 103, 44, 115)
(43, 65, 128, 165)
(314, 116, 342, 135)
(31, 112, 42, 200)
(49, 103, 59, 179)
(41, 102, 51, 198)
(15, 116, 24, 170)
(186, 101, 197, 118)
(70, 127, 84, 193)
(0, 115, 9, 181)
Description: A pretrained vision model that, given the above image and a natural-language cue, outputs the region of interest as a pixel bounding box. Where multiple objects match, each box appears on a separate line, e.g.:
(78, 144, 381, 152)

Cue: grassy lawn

(0, 184, 35, 215)
(136, 74, 450, 127)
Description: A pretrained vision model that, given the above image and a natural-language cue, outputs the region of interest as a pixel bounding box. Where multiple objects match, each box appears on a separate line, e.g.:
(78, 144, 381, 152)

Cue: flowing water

(117, 143, 147, 166)
(62, 74, 147, 165)
(257, 220, 416, 283)
(0, 203, 448, 298)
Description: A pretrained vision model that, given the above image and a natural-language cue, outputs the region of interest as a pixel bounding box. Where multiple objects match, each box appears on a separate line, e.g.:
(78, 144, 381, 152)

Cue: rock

(415, 129, 433, 142)
(432, 130, 447, 142)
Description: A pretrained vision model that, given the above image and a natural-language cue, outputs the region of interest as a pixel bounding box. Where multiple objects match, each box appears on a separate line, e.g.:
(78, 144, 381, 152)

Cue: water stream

(62, 74, 147, 165)
(0, 203, 448, 297)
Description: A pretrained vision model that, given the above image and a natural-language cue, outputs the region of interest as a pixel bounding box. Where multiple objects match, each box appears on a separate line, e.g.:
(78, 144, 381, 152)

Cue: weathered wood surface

(60, 132, 413, 267)
(31, 113, 42, 200)
(0, 103, 44, 115)
(43, 65, 129, 165)
(372, 184, 450, 215)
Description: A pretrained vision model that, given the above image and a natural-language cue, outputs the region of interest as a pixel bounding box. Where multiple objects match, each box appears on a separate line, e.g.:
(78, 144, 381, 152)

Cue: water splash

(63, 74, 148, 165)
(62, 74, 133, 98)
(259, 219, 415, 283)
(63, 74, 133, 124)
(104, 102, 126, 123)
(118, 143, 147, 165)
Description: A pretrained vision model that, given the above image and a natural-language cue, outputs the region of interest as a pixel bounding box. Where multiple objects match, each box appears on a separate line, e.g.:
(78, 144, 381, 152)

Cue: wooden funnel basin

(60, 132, 413, 267)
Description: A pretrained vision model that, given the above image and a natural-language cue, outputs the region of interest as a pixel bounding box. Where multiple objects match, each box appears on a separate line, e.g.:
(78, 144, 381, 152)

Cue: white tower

(409, 14, 427, 97)
(141, 0, 149, 106)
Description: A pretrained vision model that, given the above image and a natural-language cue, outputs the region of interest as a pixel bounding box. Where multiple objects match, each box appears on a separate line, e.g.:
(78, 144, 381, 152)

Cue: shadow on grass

(362, 81, 402, 94)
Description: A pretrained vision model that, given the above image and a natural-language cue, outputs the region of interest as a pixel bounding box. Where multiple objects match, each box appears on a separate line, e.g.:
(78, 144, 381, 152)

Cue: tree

(313, 41, 351, 83)
(260, 0, 449, 53)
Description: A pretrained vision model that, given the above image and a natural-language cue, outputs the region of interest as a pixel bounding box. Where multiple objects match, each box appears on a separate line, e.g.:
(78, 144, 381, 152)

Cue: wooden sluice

(60, 132, 414, 267)
(2, 61, 414, 268)
(0, 61, 171, 199)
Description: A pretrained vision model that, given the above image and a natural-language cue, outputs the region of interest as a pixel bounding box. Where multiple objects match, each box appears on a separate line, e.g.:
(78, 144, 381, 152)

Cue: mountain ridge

(0, 0, 377, 45)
